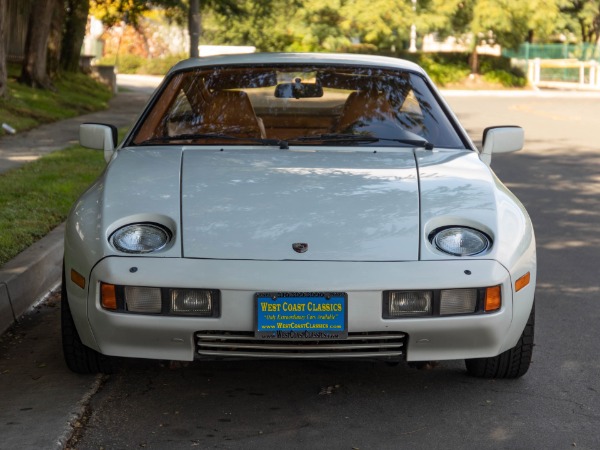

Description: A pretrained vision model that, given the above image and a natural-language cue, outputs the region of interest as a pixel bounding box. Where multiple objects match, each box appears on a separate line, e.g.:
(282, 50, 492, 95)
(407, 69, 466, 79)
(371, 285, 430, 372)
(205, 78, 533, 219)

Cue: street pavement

(0, 81, 596, 449)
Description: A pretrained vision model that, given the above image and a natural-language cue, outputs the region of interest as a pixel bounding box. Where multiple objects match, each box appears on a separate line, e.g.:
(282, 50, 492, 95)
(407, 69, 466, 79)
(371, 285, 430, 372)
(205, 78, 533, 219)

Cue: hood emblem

(292, 243, 308, 253)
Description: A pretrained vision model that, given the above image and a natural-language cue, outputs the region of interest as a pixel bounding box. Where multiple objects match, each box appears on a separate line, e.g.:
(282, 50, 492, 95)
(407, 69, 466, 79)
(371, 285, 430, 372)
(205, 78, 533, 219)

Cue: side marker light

(515, 272, 531, 292)
(70, 269, 86, 289)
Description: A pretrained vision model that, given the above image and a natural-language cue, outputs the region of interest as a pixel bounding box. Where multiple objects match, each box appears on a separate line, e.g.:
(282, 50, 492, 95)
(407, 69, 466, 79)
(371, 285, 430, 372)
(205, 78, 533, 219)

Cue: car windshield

(131, 64, 467, 149)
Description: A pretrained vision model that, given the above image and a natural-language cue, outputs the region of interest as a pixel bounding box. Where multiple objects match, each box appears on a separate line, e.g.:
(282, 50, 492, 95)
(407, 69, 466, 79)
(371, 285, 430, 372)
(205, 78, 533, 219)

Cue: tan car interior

(133, 69, 424, 144)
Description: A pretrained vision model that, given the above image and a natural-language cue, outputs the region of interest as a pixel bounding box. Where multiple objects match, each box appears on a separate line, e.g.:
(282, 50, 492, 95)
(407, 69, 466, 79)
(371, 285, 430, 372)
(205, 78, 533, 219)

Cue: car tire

(61, 267, 115, 374)
(465, 302, 535, 379)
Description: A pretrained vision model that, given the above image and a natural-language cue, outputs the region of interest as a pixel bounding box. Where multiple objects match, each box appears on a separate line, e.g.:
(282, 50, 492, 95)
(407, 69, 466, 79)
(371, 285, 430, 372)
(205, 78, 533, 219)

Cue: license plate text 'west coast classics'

(255, 292, 348, 339)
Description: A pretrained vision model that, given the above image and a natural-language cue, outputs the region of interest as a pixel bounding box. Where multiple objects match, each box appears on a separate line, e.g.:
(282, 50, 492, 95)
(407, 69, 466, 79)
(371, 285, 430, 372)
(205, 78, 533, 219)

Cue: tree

(420, 0, 560, 72)
(204, 0, 299, 52)
(184, 0, 243, 57)
(61, 0, 91, 72)
(91, 0, 242, 58)
(206, 0, 415, 53)
(0, 0, 7, 98)
(48, 0, 67, 77)
(473, 0, 559, 48)
(189, 0, 200, 57)
(559, 0, 600, 43)
(294, 0, 349, 51)
(19, 0, 55, 88)
(339, 0, 414, 51)
(91, 0, 172, 27)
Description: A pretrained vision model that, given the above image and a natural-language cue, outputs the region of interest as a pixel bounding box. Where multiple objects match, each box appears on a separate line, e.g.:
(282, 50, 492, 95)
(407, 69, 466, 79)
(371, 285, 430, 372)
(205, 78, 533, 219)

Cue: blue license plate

(255, 292, 347, 339)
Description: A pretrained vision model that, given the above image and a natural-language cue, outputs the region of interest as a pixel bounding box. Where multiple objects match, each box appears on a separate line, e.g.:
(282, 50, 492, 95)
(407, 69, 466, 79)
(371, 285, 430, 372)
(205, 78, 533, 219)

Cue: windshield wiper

(137, 132, 433, 150)
(289, 133, 433, 149)
(379, 138, 434, 150)
(137, 133, 289, 149)
(291, 133, 380, 144)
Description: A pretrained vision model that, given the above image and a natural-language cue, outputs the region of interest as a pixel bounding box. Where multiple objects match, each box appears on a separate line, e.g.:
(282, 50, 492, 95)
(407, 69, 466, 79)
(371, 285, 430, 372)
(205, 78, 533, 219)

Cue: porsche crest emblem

(292, 243, 308, 253)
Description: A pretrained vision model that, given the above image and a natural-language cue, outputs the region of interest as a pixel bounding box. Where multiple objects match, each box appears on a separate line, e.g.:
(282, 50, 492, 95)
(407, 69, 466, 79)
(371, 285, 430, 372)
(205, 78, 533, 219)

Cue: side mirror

(80, 123, 118, 163)
(480, 126, 524, 166)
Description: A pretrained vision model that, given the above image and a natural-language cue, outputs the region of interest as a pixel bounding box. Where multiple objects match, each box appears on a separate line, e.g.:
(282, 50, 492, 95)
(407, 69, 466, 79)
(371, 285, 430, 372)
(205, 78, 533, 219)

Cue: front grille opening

(195, 331, 407, 361)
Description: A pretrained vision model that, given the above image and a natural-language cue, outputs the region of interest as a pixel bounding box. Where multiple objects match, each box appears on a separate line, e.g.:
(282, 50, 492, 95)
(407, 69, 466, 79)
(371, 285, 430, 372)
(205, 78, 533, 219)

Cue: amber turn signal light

(101, 283, 117, 310)
(484, 286, 502, 312)
(515, 272, 531, 292)
(70, 269, 86, 289)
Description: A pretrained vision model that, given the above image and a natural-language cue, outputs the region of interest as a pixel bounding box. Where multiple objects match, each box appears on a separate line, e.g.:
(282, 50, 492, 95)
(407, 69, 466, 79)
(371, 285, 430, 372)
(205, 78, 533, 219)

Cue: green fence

(503, 43, 600, 86)
(503, 43, 600, 62)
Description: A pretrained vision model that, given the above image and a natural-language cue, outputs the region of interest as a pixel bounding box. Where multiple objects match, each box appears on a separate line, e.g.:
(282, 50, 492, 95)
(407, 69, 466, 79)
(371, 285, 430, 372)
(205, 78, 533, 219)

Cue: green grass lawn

(0, 145, 106, 266)
(0, 63, 112, 133)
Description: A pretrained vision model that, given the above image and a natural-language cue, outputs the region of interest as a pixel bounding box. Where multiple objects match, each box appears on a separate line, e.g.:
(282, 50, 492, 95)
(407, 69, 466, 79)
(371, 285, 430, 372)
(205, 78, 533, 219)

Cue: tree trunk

(0, 0, 8, 98)
(189, 0, 200, 58)
(61, 0, 90, 72)
(469, 44, 479, 74)
(47, 0, 66, 78)
(18, 0, 55, 89)
(526, 29, 534, 44)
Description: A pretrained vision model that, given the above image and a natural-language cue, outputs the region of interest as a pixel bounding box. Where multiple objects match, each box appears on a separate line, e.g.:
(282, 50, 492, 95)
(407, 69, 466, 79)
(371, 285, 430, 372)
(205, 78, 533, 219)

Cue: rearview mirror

(275, 79, 323, 99)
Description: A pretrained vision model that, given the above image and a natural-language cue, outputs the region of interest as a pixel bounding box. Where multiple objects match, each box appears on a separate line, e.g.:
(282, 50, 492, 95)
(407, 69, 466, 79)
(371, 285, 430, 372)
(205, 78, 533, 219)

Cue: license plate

(255, 292, 347, 339)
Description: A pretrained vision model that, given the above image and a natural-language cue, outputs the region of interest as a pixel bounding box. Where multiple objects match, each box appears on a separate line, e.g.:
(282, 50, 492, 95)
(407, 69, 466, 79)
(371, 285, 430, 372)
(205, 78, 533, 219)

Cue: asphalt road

(2, 90, 600, 450)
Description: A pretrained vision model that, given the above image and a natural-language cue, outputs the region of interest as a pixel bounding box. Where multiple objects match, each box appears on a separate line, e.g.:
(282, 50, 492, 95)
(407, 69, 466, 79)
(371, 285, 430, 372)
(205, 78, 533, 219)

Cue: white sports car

(62, 53, 535, 378)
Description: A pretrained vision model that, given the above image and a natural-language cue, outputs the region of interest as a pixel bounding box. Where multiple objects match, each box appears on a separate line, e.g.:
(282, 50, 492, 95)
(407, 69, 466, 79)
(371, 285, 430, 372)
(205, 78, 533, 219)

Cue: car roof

(167, 52, 426, 75)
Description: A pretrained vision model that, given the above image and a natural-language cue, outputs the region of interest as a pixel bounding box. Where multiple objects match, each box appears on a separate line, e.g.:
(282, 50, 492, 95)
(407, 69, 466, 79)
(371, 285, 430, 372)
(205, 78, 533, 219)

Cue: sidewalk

(0, 74, 160, 172)
(0, 74, 162, 335)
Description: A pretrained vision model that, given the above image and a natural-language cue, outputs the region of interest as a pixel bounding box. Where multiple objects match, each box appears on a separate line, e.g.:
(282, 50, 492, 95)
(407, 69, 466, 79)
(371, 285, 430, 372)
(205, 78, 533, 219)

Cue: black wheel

(465, 302, 535, 379)
(61, 267, 115, 374)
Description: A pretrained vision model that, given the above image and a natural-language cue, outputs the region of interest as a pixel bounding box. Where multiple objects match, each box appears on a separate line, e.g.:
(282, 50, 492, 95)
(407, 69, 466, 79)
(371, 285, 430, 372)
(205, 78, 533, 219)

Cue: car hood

(181, 149, 419, 261)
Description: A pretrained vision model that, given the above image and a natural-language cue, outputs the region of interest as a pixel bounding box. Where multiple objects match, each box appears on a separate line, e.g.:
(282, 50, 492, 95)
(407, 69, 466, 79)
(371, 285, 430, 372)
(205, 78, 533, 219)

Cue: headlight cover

(431, 227, 491, 256)
(110, 223, 171, 254)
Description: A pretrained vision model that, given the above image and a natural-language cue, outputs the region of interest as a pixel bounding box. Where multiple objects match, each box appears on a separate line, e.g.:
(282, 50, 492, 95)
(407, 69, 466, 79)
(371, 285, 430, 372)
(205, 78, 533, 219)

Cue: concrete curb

(0, 224, 64, 335)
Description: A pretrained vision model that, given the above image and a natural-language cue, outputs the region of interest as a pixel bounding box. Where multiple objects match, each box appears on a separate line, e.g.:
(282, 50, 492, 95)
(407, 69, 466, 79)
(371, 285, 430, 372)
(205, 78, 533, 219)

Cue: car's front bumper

(67, 256, 535, 362)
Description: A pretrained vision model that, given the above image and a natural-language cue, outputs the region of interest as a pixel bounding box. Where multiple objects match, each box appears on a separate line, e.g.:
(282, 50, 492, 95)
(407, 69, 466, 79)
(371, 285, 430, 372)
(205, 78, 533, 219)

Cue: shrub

(97, 54, 145, 74)
(479, 55, 512, 73)
(338, 43, 379, 55)
(482, 69, 527, 87)
(97, 53, 188, 75)
(136, 54, 188, 75)
(393, 51, 527, 87)
(419, 55, 470, 86)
